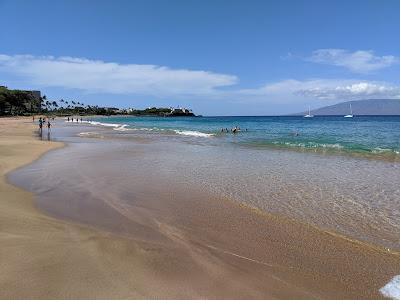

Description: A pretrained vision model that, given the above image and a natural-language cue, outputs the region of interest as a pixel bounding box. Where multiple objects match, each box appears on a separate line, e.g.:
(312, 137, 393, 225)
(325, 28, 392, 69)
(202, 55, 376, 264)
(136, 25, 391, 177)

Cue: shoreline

(0, 117, 310, 299)
(2, 117, 400, 299)
(76, 115, 400, 163)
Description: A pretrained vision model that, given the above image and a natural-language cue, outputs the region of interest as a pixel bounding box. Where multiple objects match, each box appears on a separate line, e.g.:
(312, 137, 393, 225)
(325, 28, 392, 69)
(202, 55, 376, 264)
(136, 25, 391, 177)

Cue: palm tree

(52, 101, 58, 111)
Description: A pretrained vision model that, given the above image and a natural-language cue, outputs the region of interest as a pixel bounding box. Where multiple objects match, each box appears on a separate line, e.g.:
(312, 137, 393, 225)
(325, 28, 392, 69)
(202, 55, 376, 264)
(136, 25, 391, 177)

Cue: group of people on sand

(67, 116, 83, 123)
(221, 126, 247, 134)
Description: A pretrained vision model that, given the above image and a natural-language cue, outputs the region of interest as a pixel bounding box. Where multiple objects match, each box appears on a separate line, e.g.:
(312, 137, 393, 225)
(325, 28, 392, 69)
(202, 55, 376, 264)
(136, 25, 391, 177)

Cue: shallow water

(10, 120, 400, 252)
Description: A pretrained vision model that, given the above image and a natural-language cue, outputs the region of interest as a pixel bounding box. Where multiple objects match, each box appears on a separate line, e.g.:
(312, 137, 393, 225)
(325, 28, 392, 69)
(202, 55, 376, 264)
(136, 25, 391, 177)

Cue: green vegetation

(0, 86, 195, 117)
(0, 86, 41, 115)
(127, 107, 195, 116)
(129, 107, 171, 115)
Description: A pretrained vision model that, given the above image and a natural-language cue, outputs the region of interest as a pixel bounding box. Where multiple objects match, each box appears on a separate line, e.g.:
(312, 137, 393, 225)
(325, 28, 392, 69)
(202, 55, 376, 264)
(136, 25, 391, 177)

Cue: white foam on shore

(66, 119, 212, 137)
(66, 119, 129, 131)
(77, 131, 103, 138)
(380, 275, 400, 299)
(112, 124, 131, 131)
(174, 130, 214, 138)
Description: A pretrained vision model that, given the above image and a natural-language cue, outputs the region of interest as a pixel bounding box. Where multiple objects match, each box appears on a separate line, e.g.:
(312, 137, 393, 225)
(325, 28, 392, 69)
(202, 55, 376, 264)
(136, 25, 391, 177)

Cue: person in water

(38, 118, 43, 133)
(46, 121, 51, 140)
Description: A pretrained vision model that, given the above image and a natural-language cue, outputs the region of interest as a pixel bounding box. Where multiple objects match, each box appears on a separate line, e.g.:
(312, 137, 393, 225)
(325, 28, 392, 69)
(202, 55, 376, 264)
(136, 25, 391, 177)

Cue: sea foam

(112, 124, 131, 131)
(380, 275, 400, 299)
(174, 130, 214, 137)
(67, 119, 129, 131)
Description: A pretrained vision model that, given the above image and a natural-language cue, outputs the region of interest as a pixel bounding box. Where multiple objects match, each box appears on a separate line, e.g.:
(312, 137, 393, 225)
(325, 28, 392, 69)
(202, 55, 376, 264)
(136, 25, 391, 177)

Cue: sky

(1, 0, 400, 115)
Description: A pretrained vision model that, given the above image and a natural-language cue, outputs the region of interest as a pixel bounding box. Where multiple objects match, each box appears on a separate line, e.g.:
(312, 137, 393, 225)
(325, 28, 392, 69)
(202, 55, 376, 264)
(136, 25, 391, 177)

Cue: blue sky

(1, 0, 400, 115)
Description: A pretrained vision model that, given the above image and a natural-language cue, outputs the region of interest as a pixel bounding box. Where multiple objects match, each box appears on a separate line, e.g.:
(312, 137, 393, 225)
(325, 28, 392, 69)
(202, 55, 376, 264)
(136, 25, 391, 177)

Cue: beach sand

(1, 118, 399, 299)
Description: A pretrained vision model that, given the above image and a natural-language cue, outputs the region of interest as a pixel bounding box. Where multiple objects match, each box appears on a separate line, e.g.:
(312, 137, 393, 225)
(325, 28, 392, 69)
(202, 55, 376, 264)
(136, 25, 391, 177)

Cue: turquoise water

(88, 115, 400, 159)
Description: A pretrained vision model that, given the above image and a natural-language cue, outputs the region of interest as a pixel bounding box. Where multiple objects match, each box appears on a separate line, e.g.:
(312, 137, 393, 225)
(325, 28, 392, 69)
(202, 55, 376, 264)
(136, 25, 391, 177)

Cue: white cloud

(239, 79, 400, 101)
(0, 54, 238, 96)
(308, 49, 399, 73)
(297, 81, 400, 100)
(1, 54, 400, 106)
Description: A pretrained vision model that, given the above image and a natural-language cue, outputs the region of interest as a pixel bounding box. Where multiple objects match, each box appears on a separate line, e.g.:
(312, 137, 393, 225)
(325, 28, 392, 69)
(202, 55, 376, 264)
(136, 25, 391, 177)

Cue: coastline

(0, 118, 308, 299)
(2, 118, 400, 299)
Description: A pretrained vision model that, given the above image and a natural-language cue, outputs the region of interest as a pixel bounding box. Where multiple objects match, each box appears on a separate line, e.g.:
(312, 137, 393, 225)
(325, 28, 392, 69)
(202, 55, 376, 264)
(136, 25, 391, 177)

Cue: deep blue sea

(86, 115, 400, 160)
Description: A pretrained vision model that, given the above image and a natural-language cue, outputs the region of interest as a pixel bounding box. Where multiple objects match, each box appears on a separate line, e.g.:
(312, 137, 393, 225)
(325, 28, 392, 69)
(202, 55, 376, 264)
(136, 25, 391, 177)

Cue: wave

(271, 141, 344, 150)
(112, 124, 131, 131)
(174, 130, 214, 137)
(66, 119, 129, 131)
(372, 147, 400, 155)
(242, 139, 400, 162)
(66, 119, 213, 137)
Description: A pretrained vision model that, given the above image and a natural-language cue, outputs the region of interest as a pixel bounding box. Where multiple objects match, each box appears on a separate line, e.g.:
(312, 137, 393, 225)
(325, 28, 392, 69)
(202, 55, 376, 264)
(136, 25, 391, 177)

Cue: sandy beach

(1, 118, 400, 299)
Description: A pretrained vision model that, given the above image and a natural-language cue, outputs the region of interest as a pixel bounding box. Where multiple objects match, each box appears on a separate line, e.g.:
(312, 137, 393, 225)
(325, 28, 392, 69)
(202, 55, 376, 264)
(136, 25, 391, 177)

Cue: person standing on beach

(32, 116, 35, 122)
(38, 118, 43, 134)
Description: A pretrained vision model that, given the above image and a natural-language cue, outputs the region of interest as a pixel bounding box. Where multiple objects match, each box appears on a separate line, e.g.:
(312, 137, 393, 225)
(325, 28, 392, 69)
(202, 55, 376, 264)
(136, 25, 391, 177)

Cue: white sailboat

(344, 103, 354, 118)
(304, 106, 314, 118)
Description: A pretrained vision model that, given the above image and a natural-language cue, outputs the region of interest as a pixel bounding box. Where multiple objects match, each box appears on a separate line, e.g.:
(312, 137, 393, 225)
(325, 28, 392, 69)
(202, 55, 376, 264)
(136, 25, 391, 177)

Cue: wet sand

(2, 118, 400, 299)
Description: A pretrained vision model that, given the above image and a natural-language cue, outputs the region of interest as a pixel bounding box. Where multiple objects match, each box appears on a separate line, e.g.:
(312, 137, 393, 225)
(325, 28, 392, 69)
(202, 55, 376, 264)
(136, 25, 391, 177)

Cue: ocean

(86, 115, 400, 160)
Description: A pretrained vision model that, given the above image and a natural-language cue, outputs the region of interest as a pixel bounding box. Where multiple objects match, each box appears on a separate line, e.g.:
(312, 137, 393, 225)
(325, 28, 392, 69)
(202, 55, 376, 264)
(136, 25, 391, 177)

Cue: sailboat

(304, 106, 314, 118)
(344, 103, 354, 118)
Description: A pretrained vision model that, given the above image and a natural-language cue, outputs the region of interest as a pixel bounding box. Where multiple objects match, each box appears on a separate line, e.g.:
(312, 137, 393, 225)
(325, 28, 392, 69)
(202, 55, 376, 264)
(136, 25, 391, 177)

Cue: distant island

(124, 107, 195, 117)
(294, 99, 400, 116)
(0, 86, 195, 117)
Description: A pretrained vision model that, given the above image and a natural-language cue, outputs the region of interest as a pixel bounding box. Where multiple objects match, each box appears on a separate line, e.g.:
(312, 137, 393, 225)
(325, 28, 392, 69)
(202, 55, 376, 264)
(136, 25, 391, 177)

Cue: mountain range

(294, 99, 400, 116)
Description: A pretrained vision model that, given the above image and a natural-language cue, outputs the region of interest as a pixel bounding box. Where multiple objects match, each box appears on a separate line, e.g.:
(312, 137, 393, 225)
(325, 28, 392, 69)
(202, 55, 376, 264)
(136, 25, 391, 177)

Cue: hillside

(0, 86, 42, 115)
(294, 99, 400, 116)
